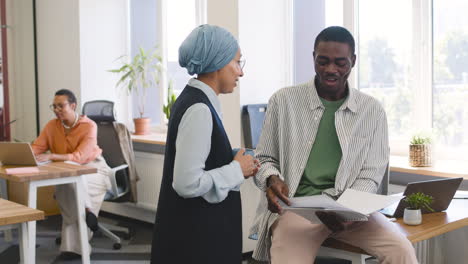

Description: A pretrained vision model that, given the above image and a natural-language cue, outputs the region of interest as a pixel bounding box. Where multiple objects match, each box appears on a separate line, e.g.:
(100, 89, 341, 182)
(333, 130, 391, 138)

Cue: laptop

(0, 142, 44, 166)
(380, 177, 463, 218)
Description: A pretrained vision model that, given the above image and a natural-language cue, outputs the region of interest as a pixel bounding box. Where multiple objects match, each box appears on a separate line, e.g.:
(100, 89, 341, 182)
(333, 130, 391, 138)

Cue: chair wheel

(113, 243, 121, 250)
(55, 237, 61, 245)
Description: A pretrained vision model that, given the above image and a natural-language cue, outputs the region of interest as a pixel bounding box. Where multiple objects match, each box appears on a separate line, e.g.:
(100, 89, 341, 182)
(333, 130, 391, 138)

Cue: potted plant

(109, 47, 163, 135)
(162, 80, 177, 124)
(403, 192, 434, 225)
(409, 133, 433, 167)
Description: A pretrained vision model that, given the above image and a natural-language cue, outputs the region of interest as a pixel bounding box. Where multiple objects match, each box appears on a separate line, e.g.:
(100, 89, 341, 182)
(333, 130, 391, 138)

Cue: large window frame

(156, 0, 206, 126)
(342, 0, 468, 160)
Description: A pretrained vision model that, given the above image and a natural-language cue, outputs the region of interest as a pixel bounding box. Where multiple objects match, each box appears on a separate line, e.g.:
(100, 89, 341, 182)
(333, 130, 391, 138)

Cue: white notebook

(280, 189, 403, 222)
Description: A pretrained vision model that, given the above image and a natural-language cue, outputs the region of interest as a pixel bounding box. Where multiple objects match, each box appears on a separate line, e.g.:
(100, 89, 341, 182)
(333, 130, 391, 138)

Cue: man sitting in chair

(250, 26, 418, 264)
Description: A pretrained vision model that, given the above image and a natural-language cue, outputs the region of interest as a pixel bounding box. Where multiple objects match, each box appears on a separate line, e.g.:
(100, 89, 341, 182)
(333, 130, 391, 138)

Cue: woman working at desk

(151, 25, 258, 264)
(32, 89, 111, 260)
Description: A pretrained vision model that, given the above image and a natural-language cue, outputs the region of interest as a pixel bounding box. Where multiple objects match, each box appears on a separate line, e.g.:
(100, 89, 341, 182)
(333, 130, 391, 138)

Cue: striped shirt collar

(188, 78, 223, 119)
(309, 77, 358, 113)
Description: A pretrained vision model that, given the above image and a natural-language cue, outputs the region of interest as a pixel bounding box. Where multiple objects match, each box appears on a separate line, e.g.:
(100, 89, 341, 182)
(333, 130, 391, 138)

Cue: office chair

(241, 104, 267, 149)
(81, 100, 132, 250)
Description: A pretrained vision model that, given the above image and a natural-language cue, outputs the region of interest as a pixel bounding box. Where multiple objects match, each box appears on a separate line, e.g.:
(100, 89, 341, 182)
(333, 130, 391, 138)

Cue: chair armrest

(108, 164, 129, 197)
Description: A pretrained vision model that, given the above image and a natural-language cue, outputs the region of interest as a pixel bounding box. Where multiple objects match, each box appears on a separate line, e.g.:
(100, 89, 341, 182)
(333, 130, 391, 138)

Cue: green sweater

(295, 97, 346, 197)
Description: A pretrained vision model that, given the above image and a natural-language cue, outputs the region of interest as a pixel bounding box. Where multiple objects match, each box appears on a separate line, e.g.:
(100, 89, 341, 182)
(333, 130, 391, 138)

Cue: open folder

(280, 189, 403, 222)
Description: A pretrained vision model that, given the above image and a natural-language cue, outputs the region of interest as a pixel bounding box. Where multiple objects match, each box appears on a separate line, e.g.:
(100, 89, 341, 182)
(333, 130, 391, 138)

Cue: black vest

(151, 86, 242, 264)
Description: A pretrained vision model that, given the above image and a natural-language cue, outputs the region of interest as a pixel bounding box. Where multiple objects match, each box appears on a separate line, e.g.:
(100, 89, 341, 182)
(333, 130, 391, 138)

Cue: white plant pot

(403, 208, 422, 225)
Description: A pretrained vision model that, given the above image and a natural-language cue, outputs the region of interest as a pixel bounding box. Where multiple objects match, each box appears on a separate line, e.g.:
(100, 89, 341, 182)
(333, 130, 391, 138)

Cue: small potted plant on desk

(409, 133, 433, 167)
(403, 192, 434, 225)
(109, 47, 163, 135)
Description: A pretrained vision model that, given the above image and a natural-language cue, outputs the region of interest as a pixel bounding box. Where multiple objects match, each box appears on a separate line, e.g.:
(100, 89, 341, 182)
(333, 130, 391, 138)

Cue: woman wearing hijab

(32, 89, 112, 260)
(150, 24, 258, 264)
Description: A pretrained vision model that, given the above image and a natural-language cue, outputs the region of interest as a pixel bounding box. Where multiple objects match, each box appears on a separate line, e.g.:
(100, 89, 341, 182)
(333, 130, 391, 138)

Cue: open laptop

(0, 142, 44, 166)
(380, 177, 463, 218)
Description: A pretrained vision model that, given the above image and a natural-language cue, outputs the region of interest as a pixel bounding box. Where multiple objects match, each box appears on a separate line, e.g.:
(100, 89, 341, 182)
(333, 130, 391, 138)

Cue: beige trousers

(55, 156, 111, 255)
(270, 211, 418, 264)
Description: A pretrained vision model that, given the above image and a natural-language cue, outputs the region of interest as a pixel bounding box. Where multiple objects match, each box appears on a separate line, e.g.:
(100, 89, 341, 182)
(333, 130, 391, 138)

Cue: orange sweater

(32, 115, 102, 164)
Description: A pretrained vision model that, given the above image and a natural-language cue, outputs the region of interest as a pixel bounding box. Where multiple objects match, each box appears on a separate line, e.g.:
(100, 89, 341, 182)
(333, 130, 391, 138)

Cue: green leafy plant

(410, 134, 432, 145)
(162, 80, 177, 120)
(109, 47, 163, 118)
(404, 192, 435, 211)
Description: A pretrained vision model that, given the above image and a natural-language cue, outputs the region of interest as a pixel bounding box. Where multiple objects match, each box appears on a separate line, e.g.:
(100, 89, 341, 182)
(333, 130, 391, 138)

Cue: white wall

(36, 0, 81, 128)
(207, 0, 242, 148)
(294, 0, 326, 84)
(79, 0, 131, 125)
(238, 0, 293, 105)
(207, 0, 293, 148)
(6, 0, 37, 142)
(35, 0, 130, 131)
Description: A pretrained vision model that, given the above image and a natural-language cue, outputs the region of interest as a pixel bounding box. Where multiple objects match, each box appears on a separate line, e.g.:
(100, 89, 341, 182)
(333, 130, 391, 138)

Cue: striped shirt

(250, 79, 389, 261)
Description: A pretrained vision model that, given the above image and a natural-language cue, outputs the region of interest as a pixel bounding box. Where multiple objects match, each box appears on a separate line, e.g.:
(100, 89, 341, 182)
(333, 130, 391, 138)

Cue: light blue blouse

(172, 78, 244, 203)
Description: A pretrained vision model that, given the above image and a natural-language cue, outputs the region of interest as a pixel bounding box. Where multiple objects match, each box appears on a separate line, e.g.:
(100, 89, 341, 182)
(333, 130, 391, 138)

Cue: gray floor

(0, 213, 153, 264)
(0, 213, 361, 264)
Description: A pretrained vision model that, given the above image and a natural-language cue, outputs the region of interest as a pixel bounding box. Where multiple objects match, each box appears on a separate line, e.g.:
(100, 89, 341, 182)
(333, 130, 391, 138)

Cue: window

(166, 0, 205, 95)
(130, 0, 205, 126)
(357, 0, 413, 143)
(348, 0, 468, 160)
(432, 0, 468, 155)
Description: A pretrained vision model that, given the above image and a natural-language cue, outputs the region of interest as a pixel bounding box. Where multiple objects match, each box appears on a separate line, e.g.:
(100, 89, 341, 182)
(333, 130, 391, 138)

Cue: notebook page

(337, 189, 403, 215)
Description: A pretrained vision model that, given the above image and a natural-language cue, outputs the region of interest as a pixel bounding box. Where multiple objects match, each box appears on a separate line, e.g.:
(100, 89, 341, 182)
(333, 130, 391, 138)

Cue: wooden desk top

(390, 155, 468, 179)
(0, 162, 97, 182)
(394, 199, 468, 243)
(323, 198, 468, 254)
(131, 132, 166, 145)
(0, 198, 44, 226)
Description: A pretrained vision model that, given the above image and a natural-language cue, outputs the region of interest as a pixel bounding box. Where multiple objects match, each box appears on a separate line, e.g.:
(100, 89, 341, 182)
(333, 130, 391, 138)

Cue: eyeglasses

(49, 103, 69, 111)
(238, 59, 246, 70)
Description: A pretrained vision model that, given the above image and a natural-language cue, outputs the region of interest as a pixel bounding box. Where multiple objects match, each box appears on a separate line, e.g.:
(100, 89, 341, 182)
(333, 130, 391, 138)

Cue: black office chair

(82, 100, 133, 250)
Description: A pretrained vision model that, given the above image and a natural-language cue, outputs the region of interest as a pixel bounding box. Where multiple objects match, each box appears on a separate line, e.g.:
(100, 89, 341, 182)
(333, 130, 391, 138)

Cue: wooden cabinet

(7, 181, 60, 216)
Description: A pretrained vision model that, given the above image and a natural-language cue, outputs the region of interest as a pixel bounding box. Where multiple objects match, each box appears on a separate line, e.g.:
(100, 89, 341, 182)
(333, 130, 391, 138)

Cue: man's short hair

(314, 26, 355, 55)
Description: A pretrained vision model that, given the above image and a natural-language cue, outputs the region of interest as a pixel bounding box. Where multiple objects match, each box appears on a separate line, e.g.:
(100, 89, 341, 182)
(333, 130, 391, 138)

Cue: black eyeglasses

(49, 103, 69, 111)
(238, 59, 246, 70)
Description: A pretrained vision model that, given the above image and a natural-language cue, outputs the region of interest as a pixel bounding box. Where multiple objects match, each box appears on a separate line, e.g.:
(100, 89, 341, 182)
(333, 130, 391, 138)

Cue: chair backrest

(82, 100, 129, 197)
(241, 104, 267, 149)
(377, 164, 390, 195)
(82, 100, 116, 122)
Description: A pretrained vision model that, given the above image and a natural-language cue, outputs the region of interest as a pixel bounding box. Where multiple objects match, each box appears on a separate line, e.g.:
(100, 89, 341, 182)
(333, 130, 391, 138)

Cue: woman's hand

(234, 148, 260, 178)
(36, 153, 53, 162)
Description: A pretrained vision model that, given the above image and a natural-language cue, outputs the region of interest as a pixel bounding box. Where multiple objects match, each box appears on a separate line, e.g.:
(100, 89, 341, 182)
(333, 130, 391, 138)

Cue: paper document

(280, 189, 403, 222)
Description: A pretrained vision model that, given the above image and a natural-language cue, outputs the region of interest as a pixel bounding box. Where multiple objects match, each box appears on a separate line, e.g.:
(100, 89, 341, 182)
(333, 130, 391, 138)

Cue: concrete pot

(403, 208, 422, 225)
